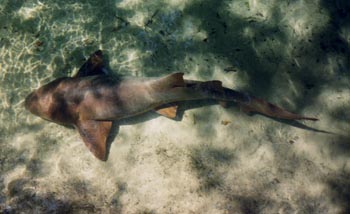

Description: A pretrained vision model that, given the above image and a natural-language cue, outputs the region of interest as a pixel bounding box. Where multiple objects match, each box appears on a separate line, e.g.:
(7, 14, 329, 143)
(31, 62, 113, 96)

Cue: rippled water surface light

(0, 0, 349, 213)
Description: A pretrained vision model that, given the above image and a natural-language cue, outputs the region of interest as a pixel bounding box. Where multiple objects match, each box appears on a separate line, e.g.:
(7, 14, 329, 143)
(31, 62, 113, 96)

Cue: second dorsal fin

(151, 72, 185, 91)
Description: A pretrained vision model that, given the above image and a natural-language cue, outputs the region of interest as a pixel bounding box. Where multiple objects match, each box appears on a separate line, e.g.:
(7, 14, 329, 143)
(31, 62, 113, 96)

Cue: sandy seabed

(0, 0, 349, 213)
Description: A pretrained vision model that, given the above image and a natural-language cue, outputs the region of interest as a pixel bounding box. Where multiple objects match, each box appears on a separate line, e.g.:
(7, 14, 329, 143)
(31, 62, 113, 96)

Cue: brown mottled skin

(25, 50, 317, 161)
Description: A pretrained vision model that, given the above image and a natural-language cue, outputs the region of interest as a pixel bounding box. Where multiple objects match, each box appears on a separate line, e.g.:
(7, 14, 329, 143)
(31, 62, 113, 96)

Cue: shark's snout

(25, 91, 39, 114)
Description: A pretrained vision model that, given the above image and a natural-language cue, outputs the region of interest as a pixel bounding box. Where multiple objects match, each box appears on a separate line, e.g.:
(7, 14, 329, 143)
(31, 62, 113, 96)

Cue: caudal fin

(240, 96, 318, 121)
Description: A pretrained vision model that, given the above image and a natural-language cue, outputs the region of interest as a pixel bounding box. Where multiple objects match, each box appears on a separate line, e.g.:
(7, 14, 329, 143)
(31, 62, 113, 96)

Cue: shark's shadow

(105, 98, 331, 159)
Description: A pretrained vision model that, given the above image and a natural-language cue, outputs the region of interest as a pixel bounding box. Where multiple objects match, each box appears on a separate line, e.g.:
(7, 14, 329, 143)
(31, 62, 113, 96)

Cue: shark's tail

(237, 95, 318, 121)
(156, 73, 318, 121)
(184, 79, 318, 121)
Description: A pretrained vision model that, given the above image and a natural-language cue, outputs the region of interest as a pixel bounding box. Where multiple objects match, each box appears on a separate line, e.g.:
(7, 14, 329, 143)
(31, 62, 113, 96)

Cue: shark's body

(25, 50, 317, 161)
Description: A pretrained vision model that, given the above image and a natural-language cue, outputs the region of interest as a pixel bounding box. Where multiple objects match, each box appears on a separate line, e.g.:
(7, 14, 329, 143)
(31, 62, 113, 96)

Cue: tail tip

(302, 117, 319, 121)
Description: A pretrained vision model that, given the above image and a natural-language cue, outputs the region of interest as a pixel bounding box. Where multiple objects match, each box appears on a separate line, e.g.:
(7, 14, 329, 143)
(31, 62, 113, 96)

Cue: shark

(25, 50, 318, 161)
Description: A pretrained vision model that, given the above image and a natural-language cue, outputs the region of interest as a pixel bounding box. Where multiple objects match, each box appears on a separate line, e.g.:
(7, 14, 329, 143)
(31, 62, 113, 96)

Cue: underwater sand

(0, 0, 349, 213)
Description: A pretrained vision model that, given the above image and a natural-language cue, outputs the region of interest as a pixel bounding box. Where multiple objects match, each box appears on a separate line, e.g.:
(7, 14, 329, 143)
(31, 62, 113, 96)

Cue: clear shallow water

(0, 0, 349, 213)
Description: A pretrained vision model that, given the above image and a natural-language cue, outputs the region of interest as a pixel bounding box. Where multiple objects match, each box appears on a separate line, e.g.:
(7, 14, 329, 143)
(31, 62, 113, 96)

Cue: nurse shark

(25, 50, 318, 161)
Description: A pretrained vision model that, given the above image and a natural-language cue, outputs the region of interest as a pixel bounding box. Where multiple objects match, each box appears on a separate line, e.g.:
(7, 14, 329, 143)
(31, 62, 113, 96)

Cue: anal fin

(75, 120, 112, 161)
(155, 105, 178, 119)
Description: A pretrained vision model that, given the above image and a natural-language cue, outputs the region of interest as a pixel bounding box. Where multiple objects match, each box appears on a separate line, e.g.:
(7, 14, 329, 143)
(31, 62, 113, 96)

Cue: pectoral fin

(75, 120, 113, 161)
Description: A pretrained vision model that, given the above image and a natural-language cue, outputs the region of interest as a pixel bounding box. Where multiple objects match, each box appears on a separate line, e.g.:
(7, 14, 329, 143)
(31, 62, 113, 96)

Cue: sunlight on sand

(17, 2, 46, 20)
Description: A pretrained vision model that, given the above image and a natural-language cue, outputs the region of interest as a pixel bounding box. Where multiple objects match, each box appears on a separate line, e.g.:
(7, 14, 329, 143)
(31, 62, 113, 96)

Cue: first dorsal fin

(75, 120, 113, 161)
(73, 50, 108, 78)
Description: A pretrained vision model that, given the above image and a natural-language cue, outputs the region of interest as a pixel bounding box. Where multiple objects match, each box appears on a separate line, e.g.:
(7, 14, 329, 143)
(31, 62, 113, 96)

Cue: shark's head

(25, 77, 68, 123)
(25, 91, 38, 114)
(25, 88, 52, 121)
